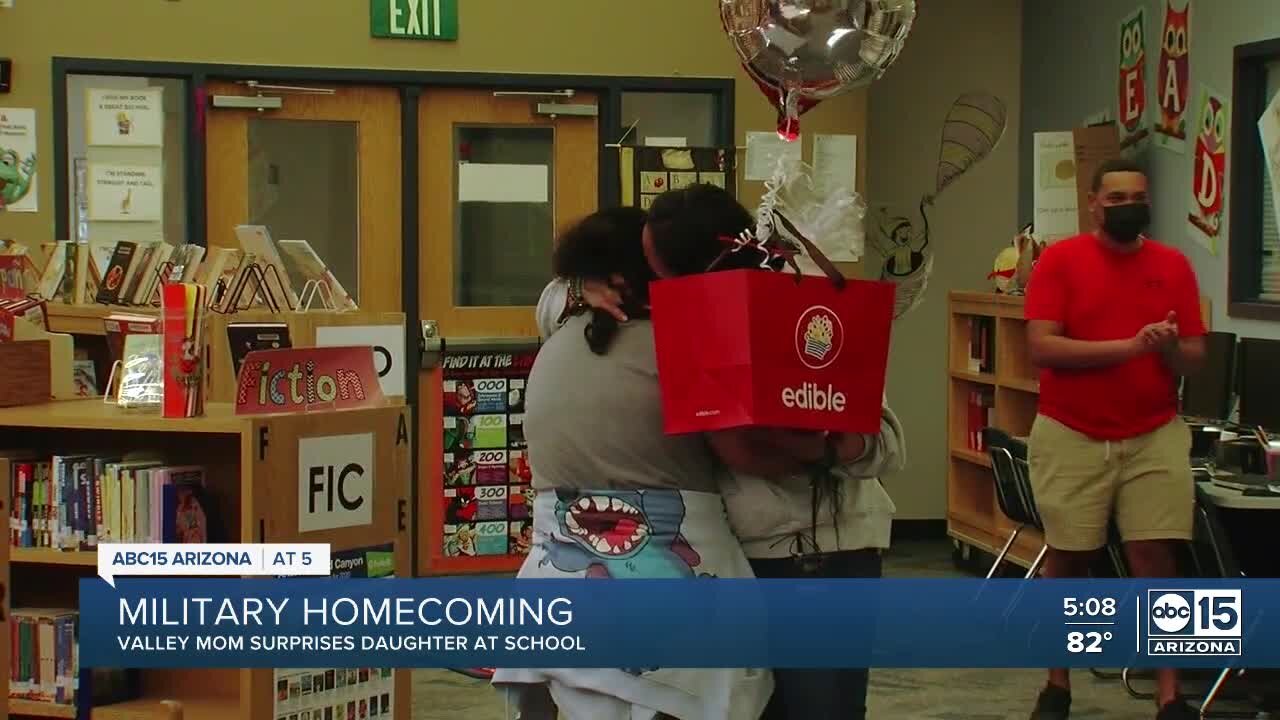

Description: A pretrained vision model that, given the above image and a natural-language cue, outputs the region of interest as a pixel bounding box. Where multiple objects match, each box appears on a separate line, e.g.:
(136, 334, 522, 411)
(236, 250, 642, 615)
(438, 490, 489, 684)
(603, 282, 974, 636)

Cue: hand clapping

(1136, 311, 1179, 351)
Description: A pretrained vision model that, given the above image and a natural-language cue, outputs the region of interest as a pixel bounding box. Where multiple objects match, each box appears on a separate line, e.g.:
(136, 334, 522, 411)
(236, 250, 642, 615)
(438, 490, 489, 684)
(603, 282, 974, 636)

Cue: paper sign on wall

(298, 433, 375, 532)
(1033, 132, 1079, 242)
(88, 164, 163, 221)
(87, 88, 164, 147)
(0, 108, 38, 213)
(458, 163, 548, 203)
(812, 134, 858, 199)
(315, 324, 407, 397)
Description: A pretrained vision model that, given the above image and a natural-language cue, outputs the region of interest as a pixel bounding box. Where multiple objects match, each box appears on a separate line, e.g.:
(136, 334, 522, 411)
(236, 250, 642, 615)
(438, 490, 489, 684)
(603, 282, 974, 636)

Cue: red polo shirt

(1025, 233, 1206, 440)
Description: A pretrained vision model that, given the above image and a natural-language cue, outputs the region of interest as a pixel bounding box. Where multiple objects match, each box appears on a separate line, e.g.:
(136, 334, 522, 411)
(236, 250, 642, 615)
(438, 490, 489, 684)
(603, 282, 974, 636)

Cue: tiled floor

(408, 540, 1269, 719)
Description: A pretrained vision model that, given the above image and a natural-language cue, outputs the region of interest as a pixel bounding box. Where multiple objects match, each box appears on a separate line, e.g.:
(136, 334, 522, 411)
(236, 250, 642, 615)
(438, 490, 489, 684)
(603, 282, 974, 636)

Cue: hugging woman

(536, 184, 906, 720)
(493, 191, 878, 720)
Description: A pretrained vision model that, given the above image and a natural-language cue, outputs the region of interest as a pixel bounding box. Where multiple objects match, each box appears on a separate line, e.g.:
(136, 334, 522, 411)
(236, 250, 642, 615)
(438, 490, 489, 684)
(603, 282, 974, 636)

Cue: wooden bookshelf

(946, 291, 1048, 570)
(11, 699, 77, 718)
(3, 399, 412, 720)
(11, 548, 97, 567)
(946, 291, 1212, 571)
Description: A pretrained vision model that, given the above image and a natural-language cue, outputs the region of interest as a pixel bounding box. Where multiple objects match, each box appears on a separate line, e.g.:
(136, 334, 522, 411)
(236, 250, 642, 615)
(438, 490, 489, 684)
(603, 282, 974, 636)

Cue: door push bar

(419, 321, 540, 369)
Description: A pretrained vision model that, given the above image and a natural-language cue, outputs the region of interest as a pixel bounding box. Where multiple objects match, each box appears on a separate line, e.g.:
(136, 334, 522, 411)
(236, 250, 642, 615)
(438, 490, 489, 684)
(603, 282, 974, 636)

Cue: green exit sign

(371, 0, 457, 41)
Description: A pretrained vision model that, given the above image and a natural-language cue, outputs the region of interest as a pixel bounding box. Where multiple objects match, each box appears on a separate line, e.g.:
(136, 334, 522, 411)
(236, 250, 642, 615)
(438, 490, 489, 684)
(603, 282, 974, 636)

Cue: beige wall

(868, 0, 1023, 519)
(0, 0, 867, 245)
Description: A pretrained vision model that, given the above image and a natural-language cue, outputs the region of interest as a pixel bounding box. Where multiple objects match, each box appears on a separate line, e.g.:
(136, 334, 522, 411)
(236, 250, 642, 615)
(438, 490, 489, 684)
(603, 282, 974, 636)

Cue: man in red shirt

(1024, 158, 1206, 720)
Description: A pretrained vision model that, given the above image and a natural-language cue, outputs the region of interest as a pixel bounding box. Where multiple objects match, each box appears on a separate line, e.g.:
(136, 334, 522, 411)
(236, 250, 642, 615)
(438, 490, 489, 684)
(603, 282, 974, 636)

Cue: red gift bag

(651, 266, 895, 435)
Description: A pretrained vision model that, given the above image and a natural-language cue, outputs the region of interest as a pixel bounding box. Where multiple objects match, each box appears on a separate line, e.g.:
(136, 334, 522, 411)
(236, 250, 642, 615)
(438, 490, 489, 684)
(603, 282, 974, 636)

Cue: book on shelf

(9, 608, 138, 708)
(118, 240, 159, 306)
(277, 239, 358, 311)
(227, 321, 292, 380)
(72, 240, 92, 305)
(167, 243, 207, 284)
(132, 241, 174, 306)
(967, 388, 995, 452)
(95, 241, 138, 305)
(103, 312, 161, 366)
(5, 449, 211, 548)
(967, 317, 996, 375)
(196, 247, 242, 308)
(9, 608, 78, 706)
(117, 333, 163, 408)
(36, 241, 74, 303)
(73, 359, 97, 397)
(235, 224, 299, 308)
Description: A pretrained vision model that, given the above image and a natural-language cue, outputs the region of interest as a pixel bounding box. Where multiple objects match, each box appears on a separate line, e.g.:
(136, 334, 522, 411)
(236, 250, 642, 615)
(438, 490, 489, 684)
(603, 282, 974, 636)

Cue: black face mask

(1101, 203, 1151, 243)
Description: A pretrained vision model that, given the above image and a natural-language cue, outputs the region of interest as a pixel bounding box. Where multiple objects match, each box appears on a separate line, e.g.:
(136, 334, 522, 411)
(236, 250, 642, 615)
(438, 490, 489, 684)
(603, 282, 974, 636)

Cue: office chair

(983, 428, 1047, 578)
(982, 430, 1135, 683)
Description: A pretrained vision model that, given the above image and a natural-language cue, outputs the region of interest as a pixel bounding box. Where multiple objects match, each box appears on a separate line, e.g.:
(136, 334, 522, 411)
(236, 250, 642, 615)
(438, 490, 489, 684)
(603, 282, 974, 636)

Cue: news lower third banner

(79, 578, 1279, 669)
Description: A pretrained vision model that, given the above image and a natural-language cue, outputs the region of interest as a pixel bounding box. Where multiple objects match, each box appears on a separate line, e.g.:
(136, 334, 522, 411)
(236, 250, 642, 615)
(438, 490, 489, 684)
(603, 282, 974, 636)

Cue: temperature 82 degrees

(1062, 596, 1119, 655)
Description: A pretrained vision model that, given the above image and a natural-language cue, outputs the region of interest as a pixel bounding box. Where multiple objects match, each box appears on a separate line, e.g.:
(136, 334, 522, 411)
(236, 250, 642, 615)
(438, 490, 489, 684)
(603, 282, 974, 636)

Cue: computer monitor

(1180, 331, 1236, 421)
(1236, 337, 1280, 432)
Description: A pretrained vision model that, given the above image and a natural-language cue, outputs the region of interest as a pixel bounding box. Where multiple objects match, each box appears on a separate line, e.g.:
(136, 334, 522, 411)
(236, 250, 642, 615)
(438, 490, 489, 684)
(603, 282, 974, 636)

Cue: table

(1198, 479, 1280, 510)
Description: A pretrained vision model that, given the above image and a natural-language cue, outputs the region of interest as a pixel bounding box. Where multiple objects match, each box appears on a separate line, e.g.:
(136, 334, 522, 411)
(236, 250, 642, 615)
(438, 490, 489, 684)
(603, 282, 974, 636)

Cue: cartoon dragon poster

(0, 108, 37, 213)
(1188, 85, 1229, 256)
(1117, 7, 1150, 149)
(1154, 0, 1192, 153)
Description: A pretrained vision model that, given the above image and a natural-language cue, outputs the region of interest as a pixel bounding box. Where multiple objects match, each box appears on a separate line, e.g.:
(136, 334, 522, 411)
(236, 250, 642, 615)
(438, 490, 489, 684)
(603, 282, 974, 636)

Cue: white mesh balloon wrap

(755, 155, 866, 275)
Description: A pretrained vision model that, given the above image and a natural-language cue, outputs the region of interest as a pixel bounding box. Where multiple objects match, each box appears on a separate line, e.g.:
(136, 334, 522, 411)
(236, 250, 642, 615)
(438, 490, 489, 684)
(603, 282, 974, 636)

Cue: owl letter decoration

(1188, 88, 1229, 242)
(1118, 8, 1150, 146)
(1156, 0, 1191, 144)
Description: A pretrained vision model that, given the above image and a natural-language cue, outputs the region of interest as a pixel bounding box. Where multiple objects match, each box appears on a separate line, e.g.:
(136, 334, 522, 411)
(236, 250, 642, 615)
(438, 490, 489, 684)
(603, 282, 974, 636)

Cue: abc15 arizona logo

(1146, 590, 1242, 656)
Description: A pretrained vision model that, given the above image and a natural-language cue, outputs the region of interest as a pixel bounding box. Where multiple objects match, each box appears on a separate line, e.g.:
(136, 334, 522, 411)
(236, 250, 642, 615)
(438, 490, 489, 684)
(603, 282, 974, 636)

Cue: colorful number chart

(440, 348, 537, 563)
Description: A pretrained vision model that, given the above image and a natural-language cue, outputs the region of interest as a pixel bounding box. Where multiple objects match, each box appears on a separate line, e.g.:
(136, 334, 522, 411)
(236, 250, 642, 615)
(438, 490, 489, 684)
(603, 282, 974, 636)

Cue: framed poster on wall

(427, 343, 539, 574)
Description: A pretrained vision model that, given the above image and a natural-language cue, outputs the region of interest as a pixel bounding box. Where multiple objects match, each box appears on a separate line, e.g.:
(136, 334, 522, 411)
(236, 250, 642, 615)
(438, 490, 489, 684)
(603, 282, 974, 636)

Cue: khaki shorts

(1028, 415, 1194, 552)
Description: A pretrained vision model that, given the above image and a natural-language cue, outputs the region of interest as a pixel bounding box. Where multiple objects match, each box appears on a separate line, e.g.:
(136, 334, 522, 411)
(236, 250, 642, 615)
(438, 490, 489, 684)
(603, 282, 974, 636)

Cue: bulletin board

(620, 146, 737, 209)
(425, 344, 539, 574)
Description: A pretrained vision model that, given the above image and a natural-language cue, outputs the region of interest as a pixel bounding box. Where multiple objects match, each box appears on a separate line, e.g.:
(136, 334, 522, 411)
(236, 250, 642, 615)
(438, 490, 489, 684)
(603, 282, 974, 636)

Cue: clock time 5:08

(1063, 597, 1117, 617)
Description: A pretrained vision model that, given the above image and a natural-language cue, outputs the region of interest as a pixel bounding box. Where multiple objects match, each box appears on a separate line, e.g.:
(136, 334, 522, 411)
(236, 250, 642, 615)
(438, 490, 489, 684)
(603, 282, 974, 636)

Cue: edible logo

(795, 306, 843, 370)
(784, 306, 849, 414)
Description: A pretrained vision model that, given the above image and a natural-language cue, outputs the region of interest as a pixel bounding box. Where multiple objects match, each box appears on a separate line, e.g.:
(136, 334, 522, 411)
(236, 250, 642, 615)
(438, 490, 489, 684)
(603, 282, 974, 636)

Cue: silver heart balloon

(722, 0, 917, 101)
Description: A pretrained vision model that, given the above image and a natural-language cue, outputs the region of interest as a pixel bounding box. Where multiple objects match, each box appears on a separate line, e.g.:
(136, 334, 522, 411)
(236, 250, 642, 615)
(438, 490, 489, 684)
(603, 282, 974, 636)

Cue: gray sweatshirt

(535, 280, 905, 558)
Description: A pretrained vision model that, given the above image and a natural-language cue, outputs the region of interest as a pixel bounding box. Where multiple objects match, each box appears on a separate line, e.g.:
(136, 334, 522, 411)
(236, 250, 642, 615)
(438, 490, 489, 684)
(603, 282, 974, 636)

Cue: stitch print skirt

(492, 488, 772, 720)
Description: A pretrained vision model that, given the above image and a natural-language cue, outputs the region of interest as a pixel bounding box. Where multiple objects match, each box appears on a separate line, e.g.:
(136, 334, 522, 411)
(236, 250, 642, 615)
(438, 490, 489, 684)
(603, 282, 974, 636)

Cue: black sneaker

(1030, 685, 1071, 720)
(1155, 697, 1199, 720)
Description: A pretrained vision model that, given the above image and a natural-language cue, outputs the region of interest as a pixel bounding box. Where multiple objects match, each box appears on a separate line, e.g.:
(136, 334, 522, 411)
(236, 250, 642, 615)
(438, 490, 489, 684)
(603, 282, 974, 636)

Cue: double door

(202, 82, 601, 574)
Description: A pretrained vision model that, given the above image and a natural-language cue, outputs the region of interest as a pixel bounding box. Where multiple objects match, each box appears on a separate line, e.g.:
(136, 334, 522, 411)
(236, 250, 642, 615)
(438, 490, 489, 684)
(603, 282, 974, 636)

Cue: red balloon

(742, 62, 820, 141)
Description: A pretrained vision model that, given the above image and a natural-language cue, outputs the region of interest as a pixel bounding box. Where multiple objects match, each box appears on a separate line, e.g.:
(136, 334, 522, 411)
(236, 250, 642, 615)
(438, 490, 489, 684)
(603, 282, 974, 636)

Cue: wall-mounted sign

(370, 0, 457, 41)
(235, 346, 386, 415)
(87, 164, 162, 221)
(87, 87, 164, 147)
(298, 432, 375, 532)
